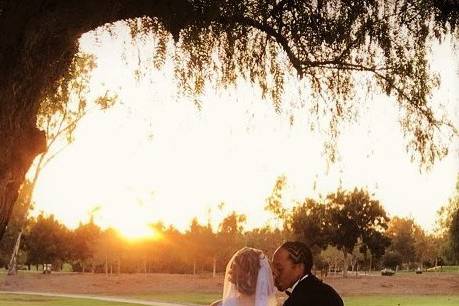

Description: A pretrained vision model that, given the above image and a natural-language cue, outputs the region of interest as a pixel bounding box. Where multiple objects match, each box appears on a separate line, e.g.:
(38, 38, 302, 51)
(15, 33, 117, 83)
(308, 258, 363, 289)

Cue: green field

(133, 293, 459, 306)
(426, 266, 459, 273)
(343, 295, 459, 306)
(129, 292, 220, 305)
(0, 294, 143, 306)
(2, 293, 459, 306)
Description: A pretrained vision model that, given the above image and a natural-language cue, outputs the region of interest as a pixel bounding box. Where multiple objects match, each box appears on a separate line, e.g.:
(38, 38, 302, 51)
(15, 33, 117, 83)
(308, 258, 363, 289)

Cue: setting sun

(116, 222, 159, 241)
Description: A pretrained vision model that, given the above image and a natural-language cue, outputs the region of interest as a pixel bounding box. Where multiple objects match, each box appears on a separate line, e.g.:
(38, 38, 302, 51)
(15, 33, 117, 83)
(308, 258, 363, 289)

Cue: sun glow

(116, 222, 159, 241)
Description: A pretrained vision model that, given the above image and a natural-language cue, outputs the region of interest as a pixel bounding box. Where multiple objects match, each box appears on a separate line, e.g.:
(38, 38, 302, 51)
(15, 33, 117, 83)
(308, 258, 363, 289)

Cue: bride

(211, 247, 277, 306)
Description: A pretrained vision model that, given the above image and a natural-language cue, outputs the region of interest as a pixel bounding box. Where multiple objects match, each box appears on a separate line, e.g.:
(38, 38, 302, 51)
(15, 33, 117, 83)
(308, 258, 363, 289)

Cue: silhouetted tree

(24, 213, 70, 270)
(69, 218, 102, 272)
(387, 216, 424, 266)
(185, 217, 217, 273)
(287, 198, 331, 253)
(7, 53, 116, 275)
(327, 188, 389, 277)
(382, 250, 403, 270)
(245, 225, 285, 256)
(93, 227, 123, 275)
(437, 173, 459, 263)
(216, 211, 246, 269)
(361, 229, 391, 270)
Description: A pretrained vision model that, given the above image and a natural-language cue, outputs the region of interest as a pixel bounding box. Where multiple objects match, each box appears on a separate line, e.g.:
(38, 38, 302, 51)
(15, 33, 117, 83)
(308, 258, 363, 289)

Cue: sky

(31, 23, 459, 238)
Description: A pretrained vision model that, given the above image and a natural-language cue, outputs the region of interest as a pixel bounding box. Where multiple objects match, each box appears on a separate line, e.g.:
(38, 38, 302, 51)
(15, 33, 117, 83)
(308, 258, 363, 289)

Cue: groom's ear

(295, 262, 305, 274)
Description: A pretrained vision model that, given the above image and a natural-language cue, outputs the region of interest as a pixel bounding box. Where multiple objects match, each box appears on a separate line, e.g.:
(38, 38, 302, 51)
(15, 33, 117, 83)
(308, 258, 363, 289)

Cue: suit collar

(291, 274, 309, 292)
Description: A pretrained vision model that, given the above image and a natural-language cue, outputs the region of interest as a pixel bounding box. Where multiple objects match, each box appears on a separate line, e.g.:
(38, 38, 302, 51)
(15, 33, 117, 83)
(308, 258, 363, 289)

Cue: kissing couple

(211, 241, 343, 306)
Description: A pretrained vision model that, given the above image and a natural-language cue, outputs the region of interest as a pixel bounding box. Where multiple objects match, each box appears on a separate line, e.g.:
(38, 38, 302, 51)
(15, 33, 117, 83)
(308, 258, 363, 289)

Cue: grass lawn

(344, 295, 459, 306)
(128, 293, 459, 306)
(129, 292, 221, 305)
(426, 266, 459, 273)
(0, 294, 144, 306)
(2, 293, 459, 306)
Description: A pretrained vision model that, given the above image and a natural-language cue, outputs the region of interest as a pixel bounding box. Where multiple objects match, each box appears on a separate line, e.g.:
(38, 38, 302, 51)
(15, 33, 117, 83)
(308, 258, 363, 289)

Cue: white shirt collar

(291, 274, 309, 291)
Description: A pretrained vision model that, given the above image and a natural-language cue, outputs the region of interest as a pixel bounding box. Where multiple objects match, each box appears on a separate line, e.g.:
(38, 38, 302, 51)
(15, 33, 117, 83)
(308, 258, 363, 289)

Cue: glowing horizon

(30, 23, 459, 239)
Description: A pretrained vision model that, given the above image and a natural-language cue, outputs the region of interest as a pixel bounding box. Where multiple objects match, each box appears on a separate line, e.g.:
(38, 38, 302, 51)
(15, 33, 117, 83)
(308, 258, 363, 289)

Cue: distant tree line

(0, 204, 281, 274)
(1, 175, 458, 276)
(266, 175, 459, 275)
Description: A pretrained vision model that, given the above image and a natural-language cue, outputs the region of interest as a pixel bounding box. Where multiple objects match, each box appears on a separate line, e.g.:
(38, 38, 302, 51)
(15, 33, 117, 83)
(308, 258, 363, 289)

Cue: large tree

(23, 213, 70, 270)
(6, 52, 115, 275)
(437, 173, 459, 263)
(185, 217, 217, 274)
(68, 218, 102, 272)
(216, 211, 247, 268)
(326, 188, 390, 277)
(1, 1, 458, 240)
(287, 198, 331, 253)
(386, 216, 420, 264)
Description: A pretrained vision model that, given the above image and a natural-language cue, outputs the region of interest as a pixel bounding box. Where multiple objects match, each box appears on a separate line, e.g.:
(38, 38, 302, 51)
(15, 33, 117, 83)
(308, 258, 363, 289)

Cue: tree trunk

(7, 152, 48, 274)
(105, 254, 108, 277)
(0, 126, 46, 240)
(7, 229, 23, 275)
(342, 250, 349, 278)
(369, 255, 372, 273)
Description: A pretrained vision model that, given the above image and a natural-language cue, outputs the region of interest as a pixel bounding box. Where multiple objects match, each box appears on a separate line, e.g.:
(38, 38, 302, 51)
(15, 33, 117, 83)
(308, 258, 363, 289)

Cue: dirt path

(1, 272, 459, 297)
(0, 291, 190, 306)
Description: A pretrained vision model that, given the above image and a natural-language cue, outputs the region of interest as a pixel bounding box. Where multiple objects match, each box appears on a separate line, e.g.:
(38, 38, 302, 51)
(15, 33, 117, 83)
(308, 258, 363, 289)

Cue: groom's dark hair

(280, 241, 313, 274)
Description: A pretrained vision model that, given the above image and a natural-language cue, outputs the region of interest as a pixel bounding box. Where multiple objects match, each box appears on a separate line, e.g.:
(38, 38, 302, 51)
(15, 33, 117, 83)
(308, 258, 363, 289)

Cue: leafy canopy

(110, 0, 459, 167)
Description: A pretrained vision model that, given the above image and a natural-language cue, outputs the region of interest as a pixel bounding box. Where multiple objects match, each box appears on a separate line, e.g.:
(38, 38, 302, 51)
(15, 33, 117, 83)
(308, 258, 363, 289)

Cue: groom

(272, 241, 343, 306)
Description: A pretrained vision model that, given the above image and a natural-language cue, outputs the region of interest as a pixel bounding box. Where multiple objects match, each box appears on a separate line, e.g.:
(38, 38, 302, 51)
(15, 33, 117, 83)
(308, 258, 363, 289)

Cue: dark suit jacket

(283, 274, 343, 306)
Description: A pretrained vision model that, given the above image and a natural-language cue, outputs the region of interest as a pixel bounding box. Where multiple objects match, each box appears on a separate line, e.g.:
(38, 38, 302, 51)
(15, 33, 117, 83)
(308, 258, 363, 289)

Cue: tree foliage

(266, 184, 390, 275)
(386, 216, 420, 263)
(326, 188, 390, 276)
(450, 208, 459, 260)
(69, 219, 102, 272)
(286, 198, 331, 252)
(24, 213, 70, 268)
(327, 188, 389, 250)
(382, 250, 403, 270)
(186, 217, 217, 273)
(437, 173, 459, 263)
(38, 52, 116, 152)
(245, 225, 284, 256)
(121, 0, 458, 166)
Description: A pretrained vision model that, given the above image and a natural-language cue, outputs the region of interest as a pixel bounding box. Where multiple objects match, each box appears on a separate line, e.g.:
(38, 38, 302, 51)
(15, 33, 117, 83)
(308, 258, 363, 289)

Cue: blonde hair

(228, 247, 262, 295)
